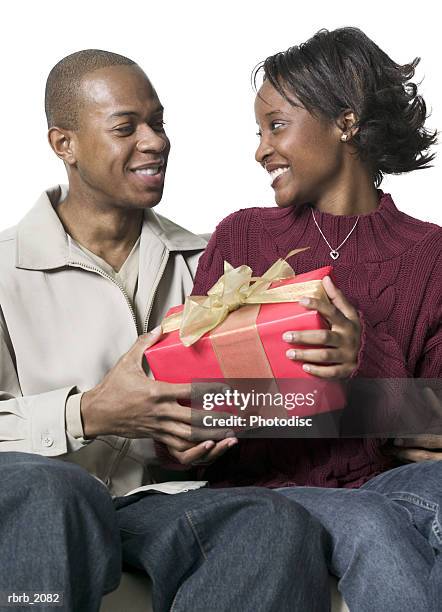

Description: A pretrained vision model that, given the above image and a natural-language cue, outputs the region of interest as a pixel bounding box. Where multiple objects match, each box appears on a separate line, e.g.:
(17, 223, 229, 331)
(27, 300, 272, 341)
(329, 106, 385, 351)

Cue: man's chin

(120, 190, 164, 210)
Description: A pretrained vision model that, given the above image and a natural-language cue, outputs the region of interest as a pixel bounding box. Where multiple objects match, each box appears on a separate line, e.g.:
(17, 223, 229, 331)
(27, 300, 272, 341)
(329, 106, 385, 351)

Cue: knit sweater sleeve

(191, 230, 226, 295)
(352, 313, 413, 378)
(353, 234, 442, 380)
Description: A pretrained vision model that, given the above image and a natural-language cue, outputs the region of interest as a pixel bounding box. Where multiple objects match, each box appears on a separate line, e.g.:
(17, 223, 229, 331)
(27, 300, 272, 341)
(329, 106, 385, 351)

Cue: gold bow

(162, 248, 328, 346)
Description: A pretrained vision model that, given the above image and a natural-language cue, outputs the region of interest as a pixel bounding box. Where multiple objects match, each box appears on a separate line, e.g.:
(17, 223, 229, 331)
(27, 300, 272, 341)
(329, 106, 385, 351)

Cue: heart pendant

(330, 250, 339, 260)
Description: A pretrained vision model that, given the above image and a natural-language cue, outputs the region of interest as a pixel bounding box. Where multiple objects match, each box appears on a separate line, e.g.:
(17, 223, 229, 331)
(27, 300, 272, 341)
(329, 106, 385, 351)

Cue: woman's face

(255, 80, 345, 208)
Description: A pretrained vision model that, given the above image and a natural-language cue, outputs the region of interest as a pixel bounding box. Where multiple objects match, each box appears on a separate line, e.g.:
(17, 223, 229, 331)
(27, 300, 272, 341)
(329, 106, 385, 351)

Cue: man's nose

(136, 125, 168, 154)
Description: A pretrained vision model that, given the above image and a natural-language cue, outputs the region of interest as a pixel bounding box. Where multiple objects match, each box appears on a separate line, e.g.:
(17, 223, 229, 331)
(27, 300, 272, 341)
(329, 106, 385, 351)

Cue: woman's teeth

(269, 167, 289, 183)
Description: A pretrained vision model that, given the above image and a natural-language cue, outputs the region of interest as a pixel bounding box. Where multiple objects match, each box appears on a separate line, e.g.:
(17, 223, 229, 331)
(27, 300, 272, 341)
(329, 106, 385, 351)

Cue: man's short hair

(45, 49, 136, 130)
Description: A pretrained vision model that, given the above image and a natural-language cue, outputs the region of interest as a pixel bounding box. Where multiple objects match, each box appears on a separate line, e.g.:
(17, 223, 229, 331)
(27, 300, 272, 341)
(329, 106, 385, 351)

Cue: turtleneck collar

(259, 191, 436, 265)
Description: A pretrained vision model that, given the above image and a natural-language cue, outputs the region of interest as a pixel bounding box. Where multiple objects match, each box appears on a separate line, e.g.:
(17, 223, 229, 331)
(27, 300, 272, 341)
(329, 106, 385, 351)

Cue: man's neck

(57, 192, 143, 272)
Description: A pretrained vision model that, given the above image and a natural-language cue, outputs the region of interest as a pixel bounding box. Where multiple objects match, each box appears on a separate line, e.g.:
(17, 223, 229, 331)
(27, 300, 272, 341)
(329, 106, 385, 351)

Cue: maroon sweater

(190, 192, 442, 489)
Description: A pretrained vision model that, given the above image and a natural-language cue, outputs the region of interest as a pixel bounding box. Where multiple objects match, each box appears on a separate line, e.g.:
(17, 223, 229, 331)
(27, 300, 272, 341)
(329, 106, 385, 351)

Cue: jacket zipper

(142, 247, 169, 333)
(69, 260, 140, 483)
(69, 249, 170, 485)
(69, 261, 138, 332)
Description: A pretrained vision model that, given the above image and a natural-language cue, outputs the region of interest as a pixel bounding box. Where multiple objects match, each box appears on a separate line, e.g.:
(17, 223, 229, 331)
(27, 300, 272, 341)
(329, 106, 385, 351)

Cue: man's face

(70, 64, 170, 209)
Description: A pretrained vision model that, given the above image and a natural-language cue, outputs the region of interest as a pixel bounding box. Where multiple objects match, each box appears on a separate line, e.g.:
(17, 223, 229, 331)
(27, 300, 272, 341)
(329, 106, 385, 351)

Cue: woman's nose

(255, 135, 273, 165)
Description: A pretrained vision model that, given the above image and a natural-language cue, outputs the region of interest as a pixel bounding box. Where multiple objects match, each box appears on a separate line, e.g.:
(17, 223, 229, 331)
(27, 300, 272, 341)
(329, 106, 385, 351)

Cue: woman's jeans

(278, 460, 442, 612)
(0, 452, 440, 612)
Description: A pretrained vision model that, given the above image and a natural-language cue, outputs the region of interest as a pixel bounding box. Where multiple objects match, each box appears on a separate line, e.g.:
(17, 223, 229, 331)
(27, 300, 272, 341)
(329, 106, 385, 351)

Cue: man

(0, 50, 329, 611)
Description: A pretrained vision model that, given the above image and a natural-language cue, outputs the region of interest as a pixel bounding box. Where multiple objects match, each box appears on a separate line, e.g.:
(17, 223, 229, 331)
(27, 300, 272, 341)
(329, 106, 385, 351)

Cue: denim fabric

(0, 452, 121, 612)
(114, 487, 330, 612)
(0, 452, 330, 612)
(2, 451, 440, 611)
(278, 460, 442, 612)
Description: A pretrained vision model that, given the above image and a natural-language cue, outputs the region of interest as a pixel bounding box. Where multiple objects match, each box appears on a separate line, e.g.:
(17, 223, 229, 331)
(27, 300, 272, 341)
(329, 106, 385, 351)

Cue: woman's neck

(311, 165, 379, 216)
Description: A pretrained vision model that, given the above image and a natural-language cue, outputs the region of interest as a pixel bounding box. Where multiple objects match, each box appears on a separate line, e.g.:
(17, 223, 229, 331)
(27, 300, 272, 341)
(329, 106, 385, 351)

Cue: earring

(340, 133, 348, 142)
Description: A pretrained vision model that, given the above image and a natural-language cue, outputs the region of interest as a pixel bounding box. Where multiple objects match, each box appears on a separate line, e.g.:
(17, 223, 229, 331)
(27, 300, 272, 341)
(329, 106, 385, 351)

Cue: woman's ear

(47, 127, 77, 165)
(337, 109, 359, 142)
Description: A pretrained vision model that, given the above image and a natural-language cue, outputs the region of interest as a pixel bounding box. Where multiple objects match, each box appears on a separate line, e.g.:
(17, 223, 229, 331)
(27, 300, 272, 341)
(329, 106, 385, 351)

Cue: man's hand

(164, 436, 238, 467)
(283, 275, 361, 379)
(80, 327, 234, 451)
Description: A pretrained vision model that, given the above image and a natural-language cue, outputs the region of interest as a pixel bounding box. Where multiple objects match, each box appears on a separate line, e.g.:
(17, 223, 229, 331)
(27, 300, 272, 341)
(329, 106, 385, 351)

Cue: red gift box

(145, 265, 346, 417)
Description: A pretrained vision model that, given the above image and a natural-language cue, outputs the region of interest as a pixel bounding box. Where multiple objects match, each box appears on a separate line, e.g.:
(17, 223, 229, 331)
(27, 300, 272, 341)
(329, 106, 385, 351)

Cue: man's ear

(336, 109, 359, 142)
(48, 127, 77, 165)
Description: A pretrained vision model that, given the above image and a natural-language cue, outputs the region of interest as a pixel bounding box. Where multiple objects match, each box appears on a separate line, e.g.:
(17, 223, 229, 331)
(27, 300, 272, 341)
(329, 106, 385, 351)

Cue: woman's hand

(389, 436, 442, 462)
(388, 388, 442, 462)
(283, 275, 361, 379)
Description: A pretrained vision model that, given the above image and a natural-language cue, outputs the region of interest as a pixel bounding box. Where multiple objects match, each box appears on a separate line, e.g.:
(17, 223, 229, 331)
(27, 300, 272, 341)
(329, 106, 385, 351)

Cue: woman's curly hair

(253, 27, 437, 186)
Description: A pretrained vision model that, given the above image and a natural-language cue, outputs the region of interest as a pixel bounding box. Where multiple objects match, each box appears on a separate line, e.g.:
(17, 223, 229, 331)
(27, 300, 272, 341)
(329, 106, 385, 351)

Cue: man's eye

(152, 120, 166, 132)
(256, 130, 262, 138)
(271, 121, 284, 131)
(114, 125, 134, 135)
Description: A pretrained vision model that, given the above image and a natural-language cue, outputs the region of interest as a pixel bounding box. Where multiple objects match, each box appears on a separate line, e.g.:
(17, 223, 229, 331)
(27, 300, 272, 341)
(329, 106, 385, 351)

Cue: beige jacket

(0, 185, 208, 496)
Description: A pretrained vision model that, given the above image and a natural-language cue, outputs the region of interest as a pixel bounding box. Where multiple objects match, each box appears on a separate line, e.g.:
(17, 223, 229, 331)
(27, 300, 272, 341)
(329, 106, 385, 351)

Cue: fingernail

(149, 325, 162, 335)
(204, 441, 215, 450)
(283, 332, 298, 342)
(299, 297, 310, 305)
(394, 438, 403, 446)
(227, 439, 238, 447)
(224, 430, 236, 438)
(286, 349, 297, 359)
(302, 364, 311, 372)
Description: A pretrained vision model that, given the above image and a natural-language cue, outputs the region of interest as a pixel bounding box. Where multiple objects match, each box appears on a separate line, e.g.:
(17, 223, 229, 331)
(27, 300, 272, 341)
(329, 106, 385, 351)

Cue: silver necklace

(311, 208, 360, 260)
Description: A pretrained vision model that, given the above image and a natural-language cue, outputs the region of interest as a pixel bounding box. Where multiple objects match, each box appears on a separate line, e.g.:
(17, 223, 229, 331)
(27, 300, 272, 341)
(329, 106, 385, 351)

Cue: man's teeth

(269, 167, 289, 182)
(134, 167, 161, 176)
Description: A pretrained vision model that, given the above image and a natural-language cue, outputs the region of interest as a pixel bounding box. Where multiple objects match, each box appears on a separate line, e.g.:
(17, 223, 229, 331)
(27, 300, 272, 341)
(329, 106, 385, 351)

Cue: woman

(161, 27, 442, 611)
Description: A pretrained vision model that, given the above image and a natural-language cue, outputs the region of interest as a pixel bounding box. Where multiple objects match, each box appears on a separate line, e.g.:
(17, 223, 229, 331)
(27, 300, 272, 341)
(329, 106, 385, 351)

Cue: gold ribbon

(162, 248, 329, 346)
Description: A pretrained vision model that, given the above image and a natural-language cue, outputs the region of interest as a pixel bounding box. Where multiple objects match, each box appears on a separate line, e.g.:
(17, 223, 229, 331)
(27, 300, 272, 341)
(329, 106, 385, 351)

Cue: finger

(157, 403, 238, 440)
(282, 329, 341, 347)
(136, 326, 163, 353)
(322, 276, 360, 323)
(169, 440, 217, 466)
(393, 436, 442, 450)
(299, 296, 347, 328)
(154, 432, 198, 452)
(286, 347, 343, 364)
(390, 448, 442, 462)
(156, 380, 192, 402)
(299, 363, 352, 379)
(190, 425, 237, 442)
(194, 437, 239, 464)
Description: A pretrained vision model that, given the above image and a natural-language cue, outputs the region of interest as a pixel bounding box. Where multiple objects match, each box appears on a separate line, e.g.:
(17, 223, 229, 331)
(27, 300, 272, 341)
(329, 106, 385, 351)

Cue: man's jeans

(0, 452, 329, 612)
(278, 460, 442, 612)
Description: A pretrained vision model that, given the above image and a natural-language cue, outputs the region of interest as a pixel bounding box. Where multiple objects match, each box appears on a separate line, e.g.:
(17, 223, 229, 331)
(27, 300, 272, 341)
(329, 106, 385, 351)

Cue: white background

(0, 0, 440, 233)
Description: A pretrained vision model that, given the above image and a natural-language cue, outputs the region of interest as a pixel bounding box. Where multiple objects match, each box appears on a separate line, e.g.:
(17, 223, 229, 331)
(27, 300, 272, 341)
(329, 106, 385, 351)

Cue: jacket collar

(15, 185, 207, 270)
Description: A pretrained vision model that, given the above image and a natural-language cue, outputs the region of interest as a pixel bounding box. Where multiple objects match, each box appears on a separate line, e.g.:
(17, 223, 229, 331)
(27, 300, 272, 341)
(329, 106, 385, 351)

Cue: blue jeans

(278, 460, 442, 612)
(0, 452, 329, 612)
